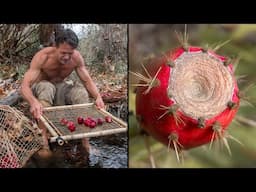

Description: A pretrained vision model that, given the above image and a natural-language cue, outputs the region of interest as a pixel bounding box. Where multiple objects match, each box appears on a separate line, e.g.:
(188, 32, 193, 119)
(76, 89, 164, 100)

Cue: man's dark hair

(55, 28, 79, 49)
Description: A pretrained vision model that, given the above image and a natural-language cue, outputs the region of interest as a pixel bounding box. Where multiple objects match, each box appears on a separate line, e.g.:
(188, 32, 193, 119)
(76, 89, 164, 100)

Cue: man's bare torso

(36, 47, 78, 84)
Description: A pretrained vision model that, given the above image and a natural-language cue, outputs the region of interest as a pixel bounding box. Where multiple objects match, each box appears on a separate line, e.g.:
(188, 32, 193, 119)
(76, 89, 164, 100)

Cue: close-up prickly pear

(129, 24, 256, 168)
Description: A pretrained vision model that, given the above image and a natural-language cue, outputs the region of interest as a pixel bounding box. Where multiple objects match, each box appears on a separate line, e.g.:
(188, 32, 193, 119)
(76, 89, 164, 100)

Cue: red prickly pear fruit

(89, 121, 97, 128)
(92, 119, 98, 126)
(97, 118, 104, 125)
(67, 121, 75, 127)
(69, 126, 76, 132)
(87, 117, 93, 121)
(105, 116, 112, 123)
(67, 121, 76, 132)
(84, 118, 91, 127)
(91, 118, 98, 124)
(77, 116, 84, 124)
(135, 46, 240, 151)
(60, 118, 68, 126)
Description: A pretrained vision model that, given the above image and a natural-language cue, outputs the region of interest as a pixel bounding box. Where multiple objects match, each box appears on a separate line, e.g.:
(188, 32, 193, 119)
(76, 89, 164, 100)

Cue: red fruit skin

(89, 121, 97, 128)
(97, 118, 104, 125)
(60, 118, 68, 125)
(84, 118, 91, 127)
(67, 121, 75, 127)
(91, 118, 98, 125)
(87, 117, 93, 121)
(105, 116, 112, 123)
(77, 116, 84, 124)
(69, 126, 76, 132)
(67, 121, 76, 132)
(135, 46, 240, 150)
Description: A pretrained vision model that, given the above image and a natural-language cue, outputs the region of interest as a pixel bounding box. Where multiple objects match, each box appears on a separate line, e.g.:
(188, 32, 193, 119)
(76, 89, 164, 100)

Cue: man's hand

(95, 95, 105, 109)
(30, 100, 43, 119)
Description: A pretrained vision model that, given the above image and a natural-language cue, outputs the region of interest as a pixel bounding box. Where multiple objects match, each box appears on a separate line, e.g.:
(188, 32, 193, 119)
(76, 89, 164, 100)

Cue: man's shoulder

(73, 49, 82, 57)
(73, 50, 84, 63)
(34, 47, 55, 60)
(39, 47, 55, 55)
(32, 48, 54, 67)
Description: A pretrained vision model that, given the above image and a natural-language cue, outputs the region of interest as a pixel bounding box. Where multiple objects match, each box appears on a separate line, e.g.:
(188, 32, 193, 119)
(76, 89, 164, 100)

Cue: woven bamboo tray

(40, 103, 127, 145)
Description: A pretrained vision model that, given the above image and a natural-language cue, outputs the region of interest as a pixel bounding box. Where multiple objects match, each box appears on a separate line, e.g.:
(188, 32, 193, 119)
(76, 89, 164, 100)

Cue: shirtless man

(20, 28, 105, 160)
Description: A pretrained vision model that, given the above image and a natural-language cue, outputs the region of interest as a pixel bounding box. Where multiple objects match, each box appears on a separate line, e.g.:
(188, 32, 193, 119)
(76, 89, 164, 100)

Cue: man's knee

(33, 81, 56, 105)
(39, 100, 52, 107)
(68, 86, 91, 104)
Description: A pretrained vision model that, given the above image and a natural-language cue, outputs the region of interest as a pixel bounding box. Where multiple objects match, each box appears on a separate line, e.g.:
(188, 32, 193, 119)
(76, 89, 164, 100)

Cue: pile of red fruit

(60, 115, 112, 132)
(60, 118, 76, 132)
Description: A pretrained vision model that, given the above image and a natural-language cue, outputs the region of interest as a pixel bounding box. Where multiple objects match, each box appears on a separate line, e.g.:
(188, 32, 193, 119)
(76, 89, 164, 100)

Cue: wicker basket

(0, 105, 43, 168)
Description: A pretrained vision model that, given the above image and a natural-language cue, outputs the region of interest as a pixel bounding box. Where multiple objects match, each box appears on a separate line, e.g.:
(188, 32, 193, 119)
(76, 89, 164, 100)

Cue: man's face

(56, 42, 75, 65)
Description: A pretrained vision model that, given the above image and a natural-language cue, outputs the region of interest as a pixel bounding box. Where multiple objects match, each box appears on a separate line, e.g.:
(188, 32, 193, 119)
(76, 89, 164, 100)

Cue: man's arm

(75, 52, 105, 109)
(20, 53, 47, 119)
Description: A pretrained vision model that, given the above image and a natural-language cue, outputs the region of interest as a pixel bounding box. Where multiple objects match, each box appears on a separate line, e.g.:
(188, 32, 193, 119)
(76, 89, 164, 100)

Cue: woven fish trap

(0, 105, 43, 168)
(41, 103, 127, 145)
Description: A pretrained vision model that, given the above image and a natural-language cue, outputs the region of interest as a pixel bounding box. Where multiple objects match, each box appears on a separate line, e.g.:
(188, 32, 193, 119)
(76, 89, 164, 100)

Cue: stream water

(25, 132, 127, 168)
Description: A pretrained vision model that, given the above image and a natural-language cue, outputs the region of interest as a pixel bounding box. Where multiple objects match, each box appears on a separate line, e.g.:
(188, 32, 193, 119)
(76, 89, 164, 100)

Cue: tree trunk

(39, 24, 63, 47)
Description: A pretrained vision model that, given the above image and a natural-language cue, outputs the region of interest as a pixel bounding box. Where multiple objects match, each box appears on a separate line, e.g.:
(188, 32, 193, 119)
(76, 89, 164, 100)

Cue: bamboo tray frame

(39, 103, 127, 145)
